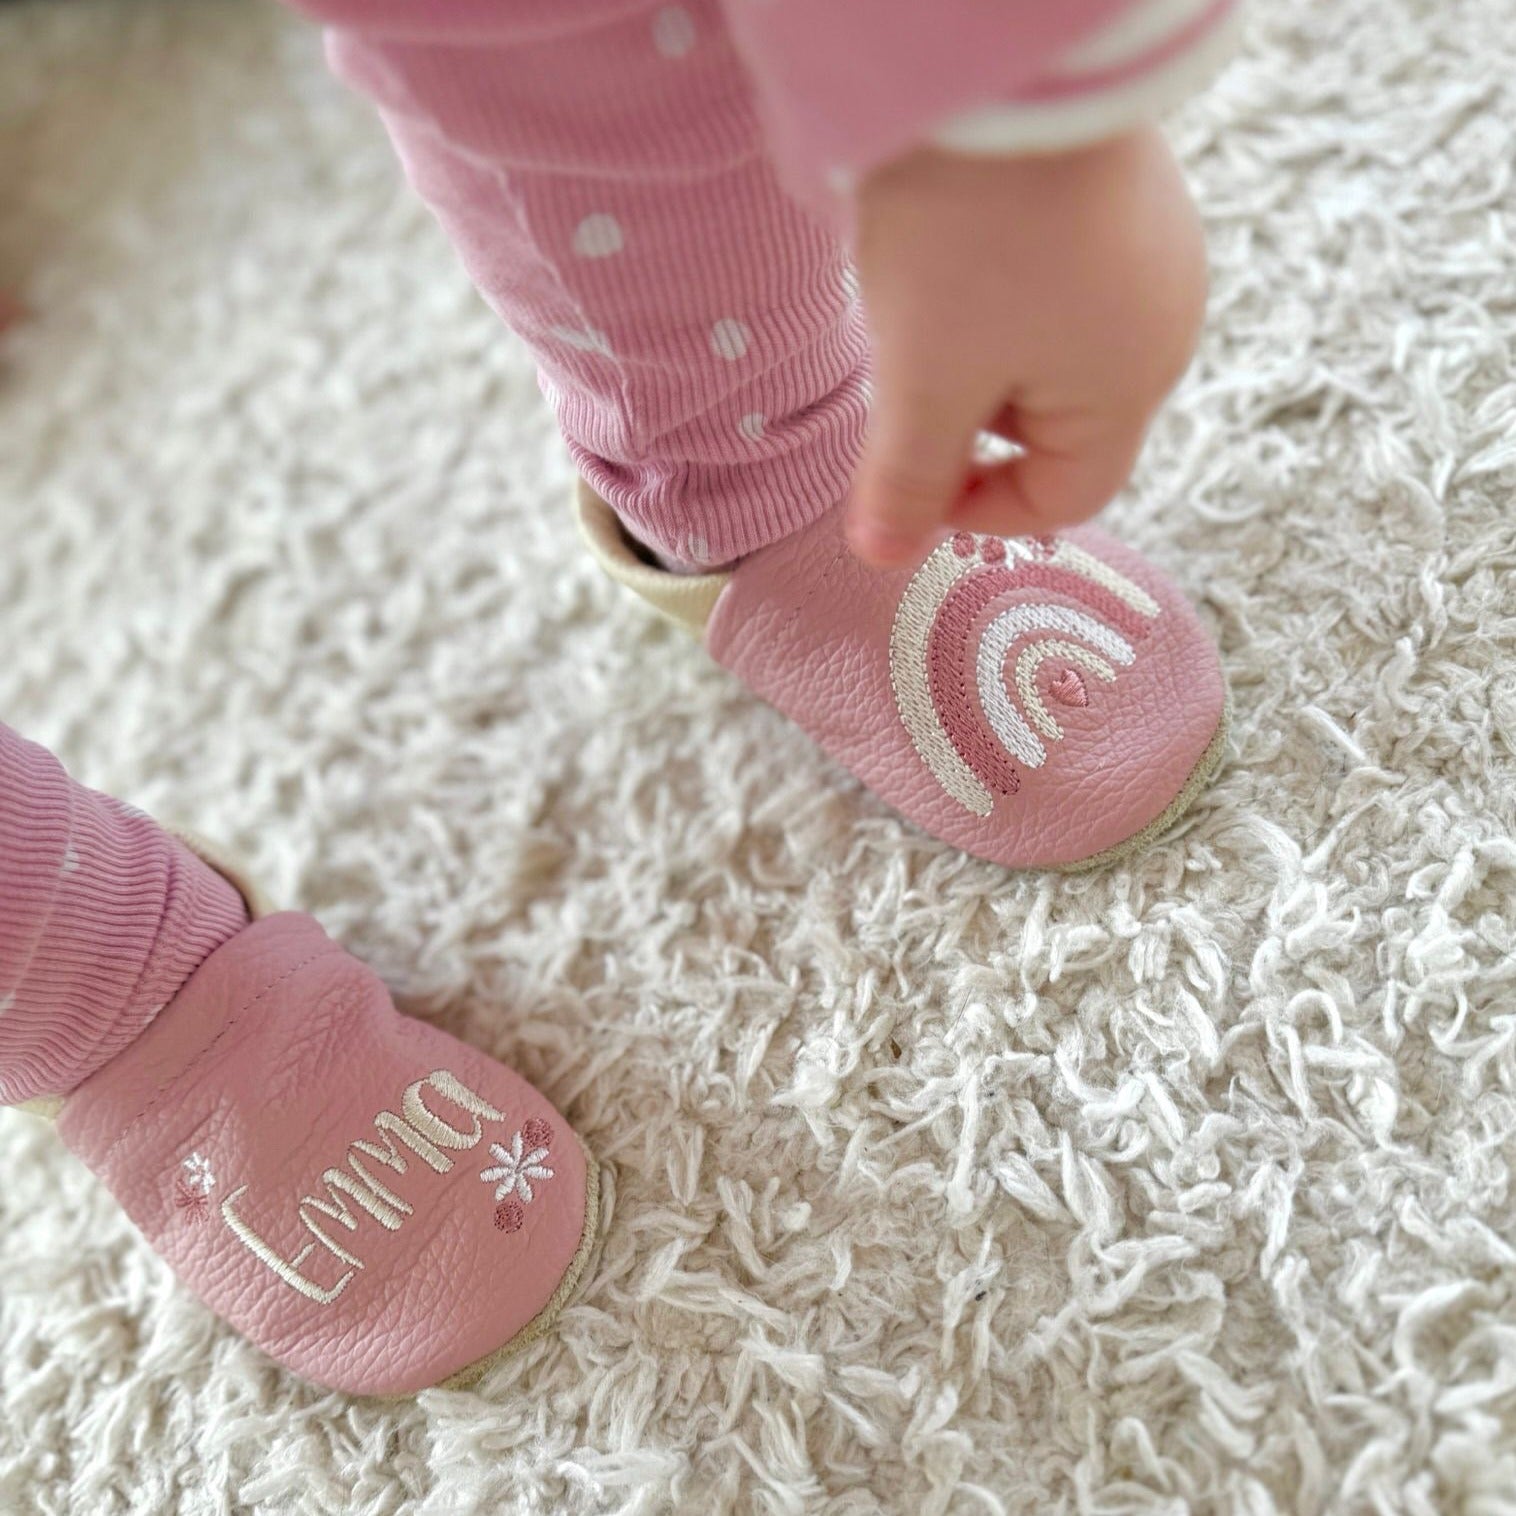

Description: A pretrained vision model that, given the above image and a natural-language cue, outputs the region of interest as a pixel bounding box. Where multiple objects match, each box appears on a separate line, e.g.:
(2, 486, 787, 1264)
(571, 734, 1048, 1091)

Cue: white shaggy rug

(3, 1, 1515, 1511)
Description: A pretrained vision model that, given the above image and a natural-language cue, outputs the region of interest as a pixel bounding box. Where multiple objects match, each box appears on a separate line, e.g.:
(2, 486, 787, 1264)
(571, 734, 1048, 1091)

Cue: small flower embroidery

(182, 1152, 216, 1193)
(174, 1151, 217, 1222)
(480, 1128, 554, 1206)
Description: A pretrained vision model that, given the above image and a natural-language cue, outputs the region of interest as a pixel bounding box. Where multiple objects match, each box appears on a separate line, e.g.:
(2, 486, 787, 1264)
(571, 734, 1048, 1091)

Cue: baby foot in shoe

(50, 867, 598, 1397)
(578, 484, 1227, 870)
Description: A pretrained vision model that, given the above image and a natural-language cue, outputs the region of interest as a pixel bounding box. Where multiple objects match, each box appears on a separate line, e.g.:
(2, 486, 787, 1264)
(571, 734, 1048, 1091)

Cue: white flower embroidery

(181, 1151, 216, 1196)
(480, 1131, 554, 1204)
(174, 1151, 217, 1223)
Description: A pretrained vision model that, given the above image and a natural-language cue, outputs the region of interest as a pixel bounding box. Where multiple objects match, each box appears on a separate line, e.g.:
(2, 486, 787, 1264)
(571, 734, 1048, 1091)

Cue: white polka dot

(653, 6, 696, 57)
(549, 323, 615, 356)
(739, 412, 766, 440)
(710, 318, 750, 361)
(572, 214, 623, 259)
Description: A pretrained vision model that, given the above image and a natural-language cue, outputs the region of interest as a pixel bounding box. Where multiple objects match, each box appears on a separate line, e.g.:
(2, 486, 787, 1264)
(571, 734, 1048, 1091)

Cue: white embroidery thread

(222, 1069, 506, 1304)
(480, 1131, 554, 1204)
(174, 1150, 217, 1222)
(482, 1117, 556, 1233)
(887, 532, 1160, 813)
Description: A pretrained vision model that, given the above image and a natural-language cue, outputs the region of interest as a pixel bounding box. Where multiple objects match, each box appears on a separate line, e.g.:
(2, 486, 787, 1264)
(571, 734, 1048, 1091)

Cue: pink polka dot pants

(321, 0, 872, 567)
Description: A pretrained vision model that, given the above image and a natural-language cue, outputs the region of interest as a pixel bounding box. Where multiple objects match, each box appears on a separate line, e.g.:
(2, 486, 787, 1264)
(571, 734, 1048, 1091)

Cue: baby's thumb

(848, 374, 979, 569)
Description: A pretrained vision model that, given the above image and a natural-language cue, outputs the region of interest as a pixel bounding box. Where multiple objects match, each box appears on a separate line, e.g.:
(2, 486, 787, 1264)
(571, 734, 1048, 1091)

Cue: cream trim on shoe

(170, 830, 277, 922)
(17, 1093, 65, 1118)
(573, 481, 730, 634)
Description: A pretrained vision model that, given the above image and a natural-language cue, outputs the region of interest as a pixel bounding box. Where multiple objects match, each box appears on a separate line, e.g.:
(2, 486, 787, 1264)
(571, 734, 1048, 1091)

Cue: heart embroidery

(1048, 668, 1090, 708)
(887, 532, 1158, 814)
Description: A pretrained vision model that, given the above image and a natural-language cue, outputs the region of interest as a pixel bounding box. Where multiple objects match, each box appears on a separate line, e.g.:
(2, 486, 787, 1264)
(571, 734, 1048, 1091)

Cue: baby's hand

(849, 127, 1207, 568)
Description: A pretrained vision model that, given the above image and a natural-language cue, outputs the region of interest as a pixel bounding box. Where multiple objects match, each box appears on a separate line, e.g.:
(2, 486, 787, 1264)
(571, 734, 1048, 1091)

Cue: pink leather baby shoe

(48, 850, 598, 1397)
(577, 484, 1228, 870)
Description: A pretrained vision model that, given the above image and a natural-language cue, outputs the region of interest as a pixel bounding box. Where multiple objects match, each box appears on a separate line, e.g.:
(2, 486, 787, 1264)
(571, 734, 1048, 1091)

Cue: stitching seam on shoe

(93, 944, 346, 1170)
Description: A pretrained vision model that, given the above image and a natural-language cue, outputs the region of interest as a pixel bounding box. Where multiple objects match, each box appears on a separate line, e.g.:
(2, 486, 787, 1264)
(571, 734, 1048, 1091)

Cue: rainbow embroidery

(888, 532, 1160, 817)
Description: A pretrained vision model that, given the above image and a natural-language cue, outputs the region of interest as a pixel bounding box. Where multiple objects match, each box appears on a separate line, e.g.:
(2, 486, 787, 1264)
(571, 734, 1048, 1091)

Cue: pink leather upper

(706, 505, 1225, 868)
(57, 913, 591, 1396)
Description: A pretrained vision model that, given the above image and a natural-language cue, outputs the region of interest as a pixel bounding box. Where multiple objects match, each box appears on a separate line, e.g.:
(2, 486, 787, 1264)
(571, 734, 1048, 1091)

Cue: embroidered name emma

(220, 1070, 503, 1305)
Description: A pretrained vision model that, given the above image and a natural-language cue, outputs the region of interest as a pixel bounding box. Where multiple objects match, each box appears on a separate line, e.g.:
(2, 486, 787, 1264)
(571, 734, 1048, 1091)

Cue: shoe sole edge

(1053, 688, 1233, 875)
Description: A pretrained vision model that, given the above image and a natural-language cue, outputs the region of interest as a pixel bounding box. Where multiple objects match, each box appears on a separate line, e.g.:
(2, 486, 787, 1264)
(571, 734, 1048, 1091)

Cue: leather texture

(706, 504, 1226, 868)
(56, 912, 592, 1396)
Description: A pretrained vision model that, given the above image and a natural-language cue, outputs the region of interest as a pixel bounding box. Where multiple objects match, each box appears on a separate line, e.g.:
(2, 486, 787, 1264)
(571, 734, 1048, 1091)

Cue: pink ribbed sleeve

(273, 0, 1237, 566)
(715, 0, 1241, 200)
(0, 726, 247, 1104)
(286, 0, 1241, 211)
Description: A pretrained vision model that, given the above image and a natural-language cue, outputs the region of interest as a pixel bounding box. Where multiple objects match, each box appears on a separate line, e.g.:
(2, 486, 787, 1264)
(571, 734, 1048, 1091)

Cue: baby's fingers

(951, 414, 1148, 538)
(847, 367, 984, 569)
